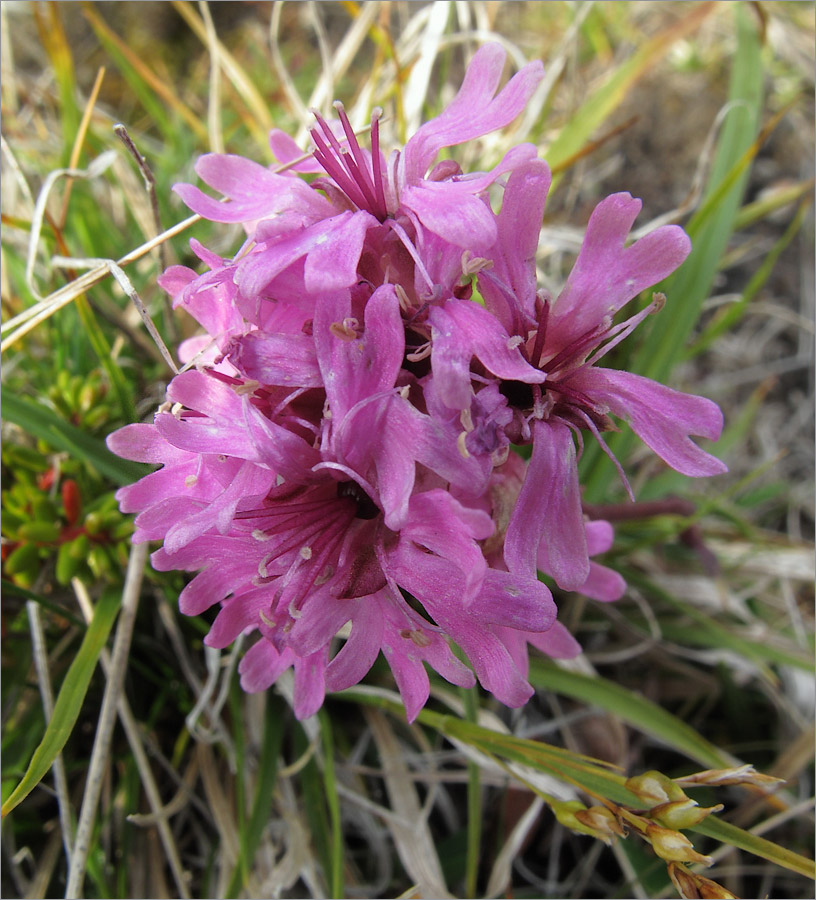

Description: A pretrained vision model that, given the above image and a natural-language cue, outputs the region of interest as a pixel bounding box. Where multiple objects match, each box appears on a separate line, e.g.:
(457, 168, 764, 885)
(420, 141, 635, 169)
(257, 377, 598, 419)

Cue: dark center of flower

(498, 379, 535, 410)
(336, 480, 380, 520)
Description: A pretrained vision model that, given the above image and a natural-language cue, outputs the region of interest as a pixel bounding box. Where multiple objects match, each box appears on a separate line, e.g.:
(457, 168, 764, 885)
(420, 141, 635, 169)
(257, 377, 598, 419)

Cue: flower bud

(551, 800, 621, 844)
(675, 764, 784, 789)
(652, 798, 724, 829)
(573, 806, 627, 843)
(646, 823, 713, 865)
(667, 862, 739, 899)
(626, 770, 688, 804)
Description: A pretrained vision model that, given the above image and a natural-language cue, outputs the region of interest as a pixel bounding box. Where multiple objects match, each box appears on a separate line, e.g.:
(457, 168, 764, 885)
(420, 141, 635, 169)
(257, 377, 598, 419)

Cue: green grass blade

(637, 3, 763, 385)
(687, 197, 811, 358)
(581, 3, 763, 500)
(546, 2, 716, 188)
(1, 588, 122, 817)
(72, 294, 137, 422)
(461, 687, 482, 898)
(226, 695, 285, 898)
(318, 710, 344, 900)
(294, 722, 331, 891)
(527, 659, 732, 768)
(692, 816, 815, 880)
(1, 390, 150, 486)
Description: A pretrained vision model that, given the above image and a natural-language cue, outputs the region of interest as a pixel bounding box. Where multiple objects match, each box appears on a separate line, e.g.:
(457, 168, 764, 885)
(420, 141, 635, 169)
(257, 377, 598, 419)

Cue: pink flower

(429, 189, 726, 589)
(172, 44, 544, 305)
(108, 281, 558, 719)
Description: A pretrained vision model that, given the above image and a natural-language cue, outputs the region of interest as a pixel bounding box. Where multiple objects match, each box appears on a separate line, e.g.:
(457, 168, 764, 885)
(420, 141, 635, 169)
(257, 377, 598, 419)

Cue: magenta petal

(303, 211, 375, 293)
(325, 604, 384, 692)
(466, 569, 556, 631)
(505, 420, 589, 591)
(314, 285, 404, 422)
(578, 367, 727, 477)
(581, 562, 626, 603)
(549, 193, 692, 345)
(164, 462, 274, 553)
(402, 184, 496, 250)
(158, 265, 196, 301)
(228, 331, 322, 387)
(401, 490, 493, 602)
(239, 640, 295, 693)
(448, 622, 534, 707)
(434, 299, 546, 395)
(205, 587, 269, 648)
(528, 621, 582, 659)
(174, 153, 327, 224)
(177, 560, 251, 616)
(107, 423, 191, 465)
(238, 210, 374, 297)
(293, 650, 327, 719)
(585, 519, 614, 555)
(268, 128, 324, 173)
(403, 44, 545, 181)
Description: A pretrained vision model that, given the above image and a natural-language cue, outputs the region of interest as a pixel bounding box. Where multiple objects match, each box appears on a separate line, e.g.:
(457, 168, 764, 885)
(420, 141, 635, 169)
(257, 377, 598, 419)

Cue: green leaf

(1, 580, 84, 628)
(687, 197, 811, 358)
(319, 710, 344, 900)
(581, 3, 764, 500)
(637, 2, 763, 385)
(692, 816, 815, 880)
(1, 390, 149, 486)
(339, 689, 642, 807)
(1, 588, 122, 817)
(226, 695, 285, 898)
(546, 2, 716, 188)
(528, 659, 732, 769)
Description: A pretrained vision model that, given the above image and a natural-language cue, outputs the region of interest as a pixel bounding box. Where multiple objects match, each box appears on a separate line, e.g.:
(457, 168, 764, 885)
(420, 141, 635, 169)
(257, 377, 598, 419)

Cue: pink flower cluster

(108, 45, 726, 721)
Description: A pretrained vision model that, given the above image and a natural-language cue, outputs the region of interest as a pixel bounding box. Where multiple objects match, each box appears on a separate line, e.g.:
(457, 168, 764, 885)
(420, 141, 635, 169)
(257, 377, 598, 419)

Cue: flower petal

(403, 44, 544, 182)
(578, 367, 727, 477)
(549, 193, 692, 347)
(505, 420, 589, 590)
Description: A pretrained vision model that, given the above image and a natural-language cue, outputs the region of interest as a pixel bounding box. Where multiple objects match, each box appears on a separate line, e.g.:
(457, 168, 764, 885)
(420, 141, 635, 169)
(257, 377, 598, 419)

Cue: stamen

(332, 102, 382, 215)
(310, 122, 371, 211)
(309, 104, 388, 221)
(530, 295, 550, 367)
(583, 294, 665, 369)
(540, 321, 605, 376)
(387, 219, 435, 292)
(369, 108, 388, 218)
(572, 407, 635, 501)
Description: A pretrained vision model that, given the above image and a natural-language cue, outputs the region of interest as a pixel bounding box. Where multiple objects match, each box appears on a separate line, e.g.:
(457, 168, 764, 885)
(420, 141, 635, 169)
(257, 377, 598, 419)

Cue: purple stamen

(540, 322, 605, 376)
(333, 102, 382, 215)
(369, 109, 388, 218)
(530, 296, 550, 367)
(311, 125, 371, 211)
(310, 105, 389, 221)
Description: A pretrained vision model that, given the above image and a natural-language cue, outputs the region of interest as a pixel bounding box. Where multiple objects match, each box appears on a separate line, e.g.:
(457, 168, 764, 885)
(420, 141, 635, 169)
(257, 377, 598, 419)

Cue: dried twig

(26, 601, 75, 868)
(65, 541, 148, 899)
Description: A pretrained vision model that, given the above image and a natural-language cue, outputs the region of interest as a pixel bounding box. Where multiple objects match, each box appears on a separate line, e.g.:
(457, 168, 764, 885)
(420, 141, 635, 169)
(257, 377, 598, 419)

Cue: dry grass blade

(25, 601, 74, 867)
(198, 0, 225, 155)
(0, 213, 200, 350)
(72, 578, 191, 900)
(197, 742, 240, 898)
(173, 0, 273, 148)
(485, 795, 545, 899)
(366, 708, 452, 899)
(65, 540, 148, 899)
